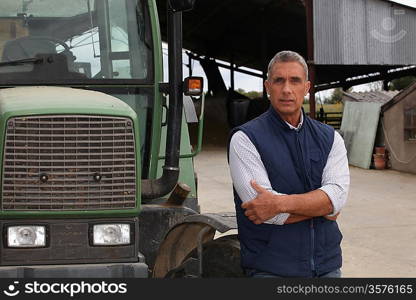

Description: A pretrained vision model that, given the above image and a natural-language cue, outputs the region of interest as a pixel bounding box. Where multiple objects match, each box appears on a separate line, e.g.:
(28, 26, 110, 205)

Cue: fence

(317, 112, 343, 129)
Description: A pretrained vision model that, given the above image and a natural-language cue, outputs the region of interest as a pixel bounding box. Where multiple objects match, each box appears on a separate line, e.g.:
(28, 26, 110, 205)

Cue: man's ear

(304, 80, 311, 95)
(264, 80, 270, 96)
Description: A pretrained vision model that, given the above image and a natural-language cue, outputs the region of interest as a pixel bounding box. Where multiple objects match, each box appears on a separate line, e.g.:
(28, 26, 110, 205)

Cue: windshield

(2, 0, 93, 17)
(0, 0, 152, 82)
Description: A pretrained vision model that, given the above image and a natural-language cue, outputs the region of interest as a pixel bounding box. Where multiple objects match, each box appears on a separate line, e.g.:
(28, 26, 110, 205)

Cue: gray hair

(267, 50, 309, 80)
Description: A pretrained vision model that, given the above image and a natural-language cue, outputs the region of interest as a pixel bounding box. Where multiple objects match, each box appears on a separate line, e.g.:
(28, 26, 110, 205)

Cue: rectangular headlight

(92, 224, 130, 246)
(7, 226, 46, 248)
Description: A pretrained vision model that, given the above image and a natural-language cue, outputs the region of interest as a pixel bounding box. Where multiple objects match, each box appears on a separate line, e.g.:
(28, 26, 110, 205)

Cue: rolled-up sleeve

(319, 131, 350, 216)
(229, 131, 290, 225)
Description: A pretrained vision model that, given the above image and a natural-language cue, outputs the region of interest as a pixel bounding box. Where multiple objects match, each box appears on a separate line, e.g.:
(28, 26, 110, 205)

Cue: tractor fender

(180, 212, 237, 233)
(152, 212, 238, 278)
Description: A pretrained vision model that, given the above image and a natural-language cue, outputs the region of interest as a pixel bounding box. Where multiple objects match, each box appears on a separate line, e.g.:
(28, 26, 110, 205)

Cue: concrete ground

(194, 145, 416, 278)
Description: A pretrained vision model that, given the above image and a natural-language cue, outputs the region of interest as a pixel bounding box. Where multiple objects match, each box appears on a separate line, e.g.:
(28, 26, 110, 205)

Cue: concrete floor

(194, 145, 416, 277)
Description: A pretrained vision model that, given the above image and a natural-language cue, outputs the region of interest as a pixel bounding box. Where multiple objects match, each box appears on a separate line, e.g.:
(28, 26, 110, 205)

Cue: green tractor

(0, 0, 242, 278)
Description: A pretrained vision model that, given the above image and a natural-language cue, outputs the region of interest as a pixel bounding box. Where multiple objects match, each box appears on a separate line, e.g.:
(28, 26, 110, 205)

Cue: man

(228, 50, 349, 278)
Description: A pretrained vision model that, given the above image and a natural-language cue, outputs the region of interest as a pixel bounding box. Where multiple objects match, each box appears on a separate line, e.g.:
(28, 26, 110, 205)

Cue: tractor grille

(2, 115, 137, 210)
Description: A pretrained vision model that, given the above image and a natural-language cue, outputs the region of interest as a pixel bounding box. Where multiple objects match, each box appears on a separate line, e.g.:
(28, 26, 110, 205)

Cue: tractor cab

(0, 0, 150, 82)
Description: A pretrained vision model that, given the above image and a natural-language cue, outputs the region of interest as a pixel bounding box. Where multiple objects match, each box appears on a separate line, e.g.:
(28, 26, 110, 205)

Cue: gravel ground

(194, 145, 416, 277)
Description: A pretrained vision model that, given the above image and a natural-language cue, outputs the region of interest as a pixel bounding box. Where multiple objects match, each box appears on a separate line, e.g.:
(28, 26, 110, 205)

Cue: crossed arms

(228, 130, 350, 225)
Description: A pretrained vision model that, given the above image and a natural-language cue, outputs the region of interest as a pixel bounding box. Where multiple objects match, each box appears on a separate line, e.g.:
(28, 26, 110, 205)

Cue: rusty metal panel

(314, 0, 416, 65)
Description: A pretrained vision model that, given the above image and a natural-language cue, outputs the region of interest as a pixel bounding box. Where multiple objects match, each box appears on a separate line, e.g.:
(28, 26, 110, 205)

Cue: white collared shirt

(228, 115, 350, 225)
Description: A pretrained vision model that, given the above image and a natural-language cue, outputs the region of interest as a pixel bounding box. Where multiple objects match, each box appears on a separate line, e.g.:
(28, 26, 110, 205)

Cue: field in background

(302, 103, 344, 113)
(303, 103, 344, 129)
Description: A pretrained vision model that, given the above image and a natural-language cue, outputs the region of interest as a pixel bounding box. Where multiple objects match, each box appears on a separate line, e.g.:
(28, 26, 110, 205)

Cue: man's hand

(243, 181, 340, 225)
(241, 180, 285, 225)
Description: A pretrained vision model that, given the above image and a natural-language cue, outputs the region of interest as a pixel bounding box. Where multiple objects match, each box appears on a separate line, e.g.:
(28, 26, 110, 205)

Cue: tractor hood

(0, 86, 137, 119)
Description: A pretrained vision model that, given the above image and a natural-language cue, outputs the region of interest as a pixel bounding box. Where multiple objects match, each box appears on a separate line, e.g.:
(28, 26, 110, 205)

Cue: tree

(326, 88, 344, 104)
(245, 91, 262, 99)
(389, 76, 416, 91)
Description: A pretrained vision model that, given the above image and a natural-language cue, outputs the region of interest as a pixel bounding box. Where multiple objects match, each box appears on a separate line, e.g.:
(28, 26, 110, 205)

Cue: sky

(390, 0, 416, 8)
(163, 0, 416, 100)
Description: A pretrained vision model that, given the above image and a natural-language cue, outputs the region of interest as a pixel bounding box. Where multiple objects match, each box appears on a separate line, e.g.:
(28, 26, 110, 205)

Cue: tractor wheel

(197, 235, 245, 277)
(171, 235, 244, 278)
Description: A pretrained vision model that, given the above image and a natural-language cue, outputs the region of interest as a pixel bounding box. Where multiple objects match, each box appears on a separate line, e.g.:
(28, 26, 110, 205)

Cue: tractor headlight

(7, 226, 46, 248)
(92, 224, 130, 246)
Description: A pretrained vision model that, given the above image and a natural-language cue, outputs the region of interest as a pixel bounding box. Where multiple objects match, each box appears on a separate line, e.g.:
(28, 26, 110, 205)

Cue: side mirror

(159, 93, 205, 159)
(185, 93, 205, 157)
(183, 96, 198, 123)
(168, 0, 196, 12)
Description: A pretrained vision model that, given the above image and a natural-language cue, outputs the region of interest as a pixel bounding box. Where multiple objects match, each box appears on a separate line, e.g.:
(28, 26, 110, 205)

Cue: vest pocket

(309, 150, 323, 188)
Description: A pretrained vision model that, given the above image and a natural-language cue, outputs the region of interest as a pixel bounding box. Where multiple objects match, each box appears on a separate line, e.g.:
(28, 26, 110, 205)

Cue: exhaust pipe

(141, 4, 184, 199)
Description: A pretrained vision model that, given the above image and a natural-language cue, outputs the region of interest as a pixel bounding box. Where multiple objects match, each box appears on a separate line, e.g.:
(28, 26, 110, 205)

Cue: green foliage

(245, 91, 262, 99)
(322, 87, 354, 104)
(389, 76, 416, 91)
(325, 88, 344, 104)
(235, 88, 262, 99)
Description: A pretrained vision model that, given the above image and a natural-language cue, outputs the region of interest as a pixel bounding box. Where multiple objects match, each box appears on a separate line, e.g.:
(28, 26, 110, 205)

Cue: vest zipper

(296, 131, 316, 275)
(310, 219, 316, 273)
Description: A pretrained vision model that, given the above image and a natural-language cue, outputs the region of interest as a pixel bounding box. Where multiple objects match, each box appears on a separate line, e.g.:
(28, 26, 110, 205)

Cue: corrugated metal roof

(314, 0, 416, 65)
(343, 90, 399, 104)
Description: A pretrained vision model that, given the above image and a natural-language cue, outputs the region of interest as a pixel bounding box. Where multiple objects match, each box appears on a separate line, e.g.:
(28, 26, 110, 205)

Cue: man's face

(264, 61, 310, 119)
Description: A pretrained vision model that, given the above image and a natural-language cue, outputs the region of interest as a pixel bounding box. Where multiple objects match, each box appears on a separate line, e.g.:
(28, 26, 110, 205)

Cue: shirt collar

(285, 112, 303, 131)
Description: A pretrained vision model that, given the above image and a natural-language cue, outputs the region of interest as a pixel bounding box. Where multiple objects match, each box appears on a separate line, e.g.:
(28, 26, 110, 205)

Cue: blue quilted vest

(230, 107, 342, 277)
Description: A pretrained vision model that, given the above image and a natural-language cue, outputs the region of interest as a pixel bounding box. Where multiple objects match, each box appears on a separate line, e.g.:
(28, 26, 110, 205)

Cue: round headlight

(92, 224, 130, 246)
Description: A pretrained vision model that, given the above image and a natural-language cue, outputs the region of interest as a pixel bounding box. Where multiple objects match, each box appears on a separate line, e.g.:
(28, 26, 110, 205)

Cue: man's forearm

(244, 181, 335, 224)
(279, 189, 333, 217)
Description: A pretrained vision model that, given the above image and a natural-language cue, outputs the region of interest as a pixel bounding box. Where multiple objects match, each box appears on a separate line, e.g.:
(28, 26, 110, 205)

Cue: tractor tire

(187, 235, 245, 278)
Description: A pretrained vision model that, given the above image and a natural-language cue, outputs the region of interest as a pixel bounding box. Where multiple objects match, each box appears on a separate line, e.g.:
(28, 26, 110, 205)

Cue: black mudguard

(152, 212, 243, 278)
